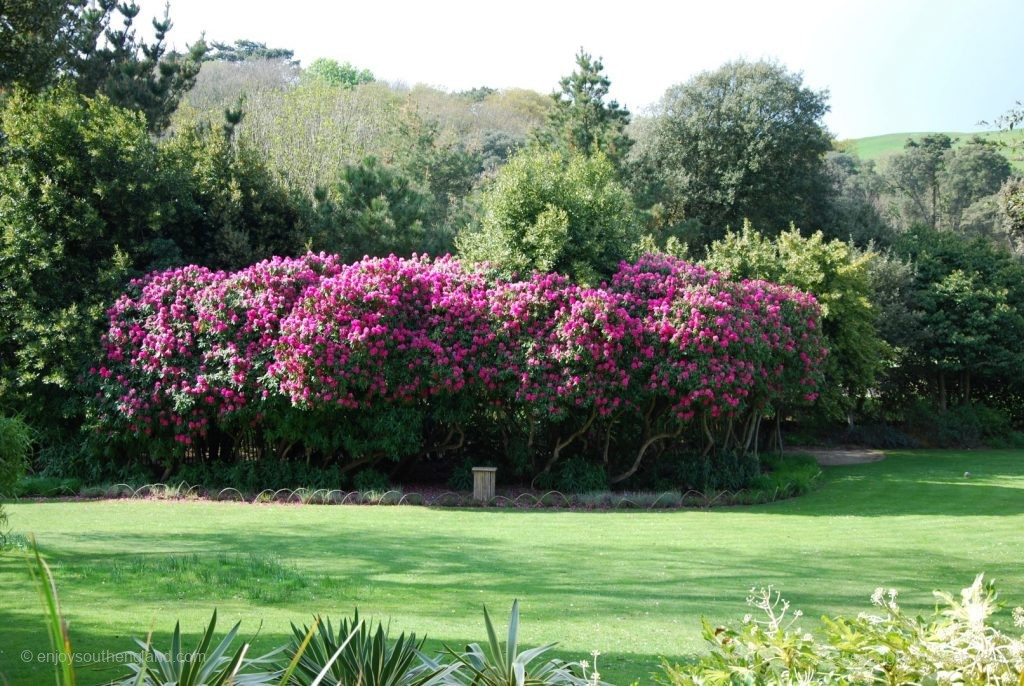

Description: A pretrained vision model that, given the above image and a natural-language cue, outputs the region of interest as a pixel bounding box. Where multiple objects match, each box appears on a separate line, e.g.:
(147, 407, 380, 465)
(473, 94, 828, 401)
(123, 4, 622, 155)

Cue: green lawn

(3, 449, 1024, 685)
(844, 130, 1024, 170)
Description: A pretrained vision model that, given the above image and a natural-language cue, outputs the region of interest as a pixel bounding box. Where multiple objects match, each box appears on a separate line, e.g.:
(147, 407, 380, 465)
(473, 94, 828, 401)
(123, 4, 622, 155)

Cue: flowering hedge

(88, 253, 825, 483)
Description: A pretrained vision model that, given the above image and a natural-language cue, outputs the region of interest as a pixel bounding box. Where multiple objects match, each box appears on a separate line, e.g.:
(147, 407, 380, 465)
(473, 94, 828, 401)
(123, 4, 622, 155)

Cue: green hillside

(842, 129, 1024, 170)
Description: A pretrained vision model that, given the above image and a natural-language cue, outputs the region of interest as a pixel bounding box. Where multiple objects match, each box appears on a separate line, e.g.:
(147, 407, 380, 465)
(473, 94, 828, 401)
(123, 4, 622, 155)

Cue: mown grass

(844, 129, 1024, 170)
(2, 449, 1024, 685)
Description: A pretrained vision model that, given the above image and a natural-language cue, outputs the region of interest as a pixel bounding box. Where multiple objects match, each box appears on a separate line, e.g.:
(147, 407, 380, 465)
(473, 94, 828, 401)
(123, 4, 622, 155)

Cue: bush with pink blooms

(86, 252, 825, 487)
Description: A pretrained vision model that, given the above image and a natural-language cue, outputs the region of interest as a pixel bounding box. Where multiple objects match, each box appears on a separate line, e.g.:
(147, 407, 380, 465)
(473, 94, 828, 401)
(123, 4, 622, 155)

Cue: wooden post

(472, 467, 497, 502)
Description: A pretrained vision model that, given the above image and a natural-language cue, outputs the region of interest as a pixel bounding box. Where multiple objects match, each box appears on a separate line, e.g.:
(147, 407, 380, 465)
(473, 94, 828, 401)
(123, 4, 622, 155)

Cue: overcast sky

(141, 0, 1023, 139)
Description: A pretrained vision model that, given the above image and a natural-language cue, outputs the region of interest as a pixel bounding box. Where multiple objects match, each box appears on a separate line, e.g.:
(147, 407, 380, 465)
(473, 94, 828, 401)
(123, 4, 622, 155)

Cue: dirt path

(791, 447, 886, 466)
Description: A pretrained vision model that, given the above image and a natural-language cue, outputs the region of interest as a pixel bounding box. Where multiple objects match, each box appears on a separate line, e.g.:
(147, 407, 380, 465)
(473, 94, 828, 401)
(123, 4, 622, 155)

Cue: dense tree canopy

(0, 87, 166, 425)
(630, 60, 833, 243)
(894, 227, 1024, 409)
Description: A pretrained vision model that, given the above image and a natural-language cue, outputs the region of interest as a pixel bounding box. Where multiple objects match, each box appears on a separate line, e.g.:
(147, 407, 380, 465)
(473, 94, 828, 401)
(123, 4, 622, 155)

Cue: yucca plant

(282, 611, 453, 686)
(443, 601, 587, 686)
(116, 610, 279, 686)
(27, 536, 75, 686)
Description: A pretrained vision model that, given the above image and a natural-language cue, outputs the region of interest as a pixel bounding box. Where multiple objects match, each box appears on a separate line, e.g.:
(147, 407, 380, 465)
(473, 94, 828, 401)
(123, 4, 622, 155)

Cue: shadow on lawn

(4, 527, 1011, 686)
(21, 522, 1005, 616)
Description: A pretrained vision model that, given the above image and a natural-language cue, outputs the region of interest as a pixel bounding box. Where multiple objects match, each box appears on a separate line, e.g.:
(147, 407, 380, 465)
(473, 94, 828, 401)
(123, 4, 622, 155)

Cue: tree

(630, 60, 833, 244)
(307, 156, 437, 259)
(534, 49, 631, 167)
(457, 149, 640, 284)
(895, 227, 1024, 410)
(884, 135, 1011, 234)
(205, 39, 294, 63)
(66, 1, 207, 132)
(703, 224, 884, 422)
(884, 134, 951, 230)
(303, 58, 374, 88)
(159, 121, 304, 270)
(939, 138, 1012, 231)
(999, 177, 1024, 242)
(822, 151, 893, 246)
(0, 0, 86, 93)
(0, 87, 169, 428)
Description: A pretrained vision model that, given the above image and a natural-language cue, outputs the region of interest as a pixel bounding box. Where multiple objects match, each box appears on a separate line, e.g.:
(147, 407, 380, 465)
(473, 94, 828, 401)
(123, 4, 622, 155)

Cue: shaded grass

(2, 449, 1024, 685)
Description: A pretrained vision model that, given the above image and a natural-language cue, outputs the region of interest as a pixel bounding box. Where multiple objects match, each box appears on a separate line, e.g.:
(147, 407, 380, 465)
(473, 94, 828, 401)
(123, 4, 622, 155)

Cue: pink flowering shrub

(87, 252, 825, 483)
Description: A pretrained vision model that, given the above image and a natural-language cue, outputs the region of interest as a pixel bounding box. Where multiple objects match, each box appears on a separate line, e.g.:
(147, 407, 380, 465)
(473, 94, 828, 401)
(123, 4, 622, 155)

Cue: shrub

(444, 600, 586, 686)
(0, 415, 32, 496)
(282, 611, 447, 686)
(456, 148, 640, 285)
(840, 422, 922, 449)
(904, 400, 1015, 448)
(116, 610, 277, 685)
(352, 467, 389, 493)
(87, 252, 825, 486)
(536, 457, 609, 493)
(13, 476, 82, 497)
(660, 575, 1024, 685)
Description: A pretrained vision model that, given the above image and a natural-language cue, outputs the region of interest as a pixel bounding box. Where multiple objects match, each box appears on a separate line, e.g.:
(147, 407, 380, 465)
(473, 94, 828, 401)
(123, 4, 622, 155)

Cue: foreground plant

(27, 537, 75, 686)
(282, 610, 452, 686)
(117, 610, 278, 686)
(443, 600, 589, 686)
(661, 575, 1024, 685)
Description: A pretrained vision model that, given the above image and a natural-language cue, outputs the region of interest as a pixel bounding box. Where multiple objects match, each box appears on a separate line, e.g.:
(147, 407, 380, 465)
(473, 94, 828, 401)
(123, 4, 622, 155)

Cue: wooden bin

(472, 466, 497, 502)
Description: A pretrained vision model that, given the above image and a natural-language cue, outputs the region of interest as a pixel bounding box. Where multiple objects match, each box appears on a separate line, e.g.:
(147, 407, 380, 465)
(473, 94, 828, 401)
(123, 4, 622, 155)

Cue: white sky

(143, 0, 1024, 139)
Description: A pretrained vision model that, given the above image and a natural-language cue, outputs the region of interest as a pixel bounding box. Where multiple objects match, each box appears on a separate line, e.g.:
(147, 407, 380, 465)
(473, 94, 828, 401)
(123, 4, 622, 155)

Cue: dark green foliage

(457, 148, 640, 284)
(534, 49, 632, 168)
(822, 152, 892, 246)
(13, 475, 82, 497)
(68, 1, 207, 132)
(0, 415, 32, 496)
(631, 60, 833, 242)
(885, 135, 1013, 233)
(0, 0, 85, 93)
(535, 457, 609, 494)
(174, 460, 347, 493)
(0, 87, 166, 432)
(749, 452, 822, 498)
(669, 449, 762, 493)
(839, 423, 921, 449)
(352, 468, 389, 493)
(456, 86, 497, 102)
(308, 156, 438, 258)
(0, 87, 310, 448)
(904, 401, 1016, 448)
(160, 121, 304, 270)
(1, 0, 204, 132)
(895, 227, 1024, 409)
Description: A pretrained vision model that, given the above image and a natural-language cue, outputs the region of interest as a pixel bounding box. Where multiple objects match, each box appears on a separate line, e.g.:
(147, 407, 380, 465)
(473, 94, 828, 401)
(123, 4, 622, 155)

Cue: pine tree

(534, 49, 632, 168)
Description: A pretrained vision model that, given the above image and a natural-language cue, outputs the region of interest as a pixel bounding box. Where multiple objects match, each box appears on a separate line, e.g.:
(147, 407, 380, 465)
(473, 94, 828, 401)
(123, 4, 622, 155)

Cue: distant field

(843, 129, 1024, 170)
